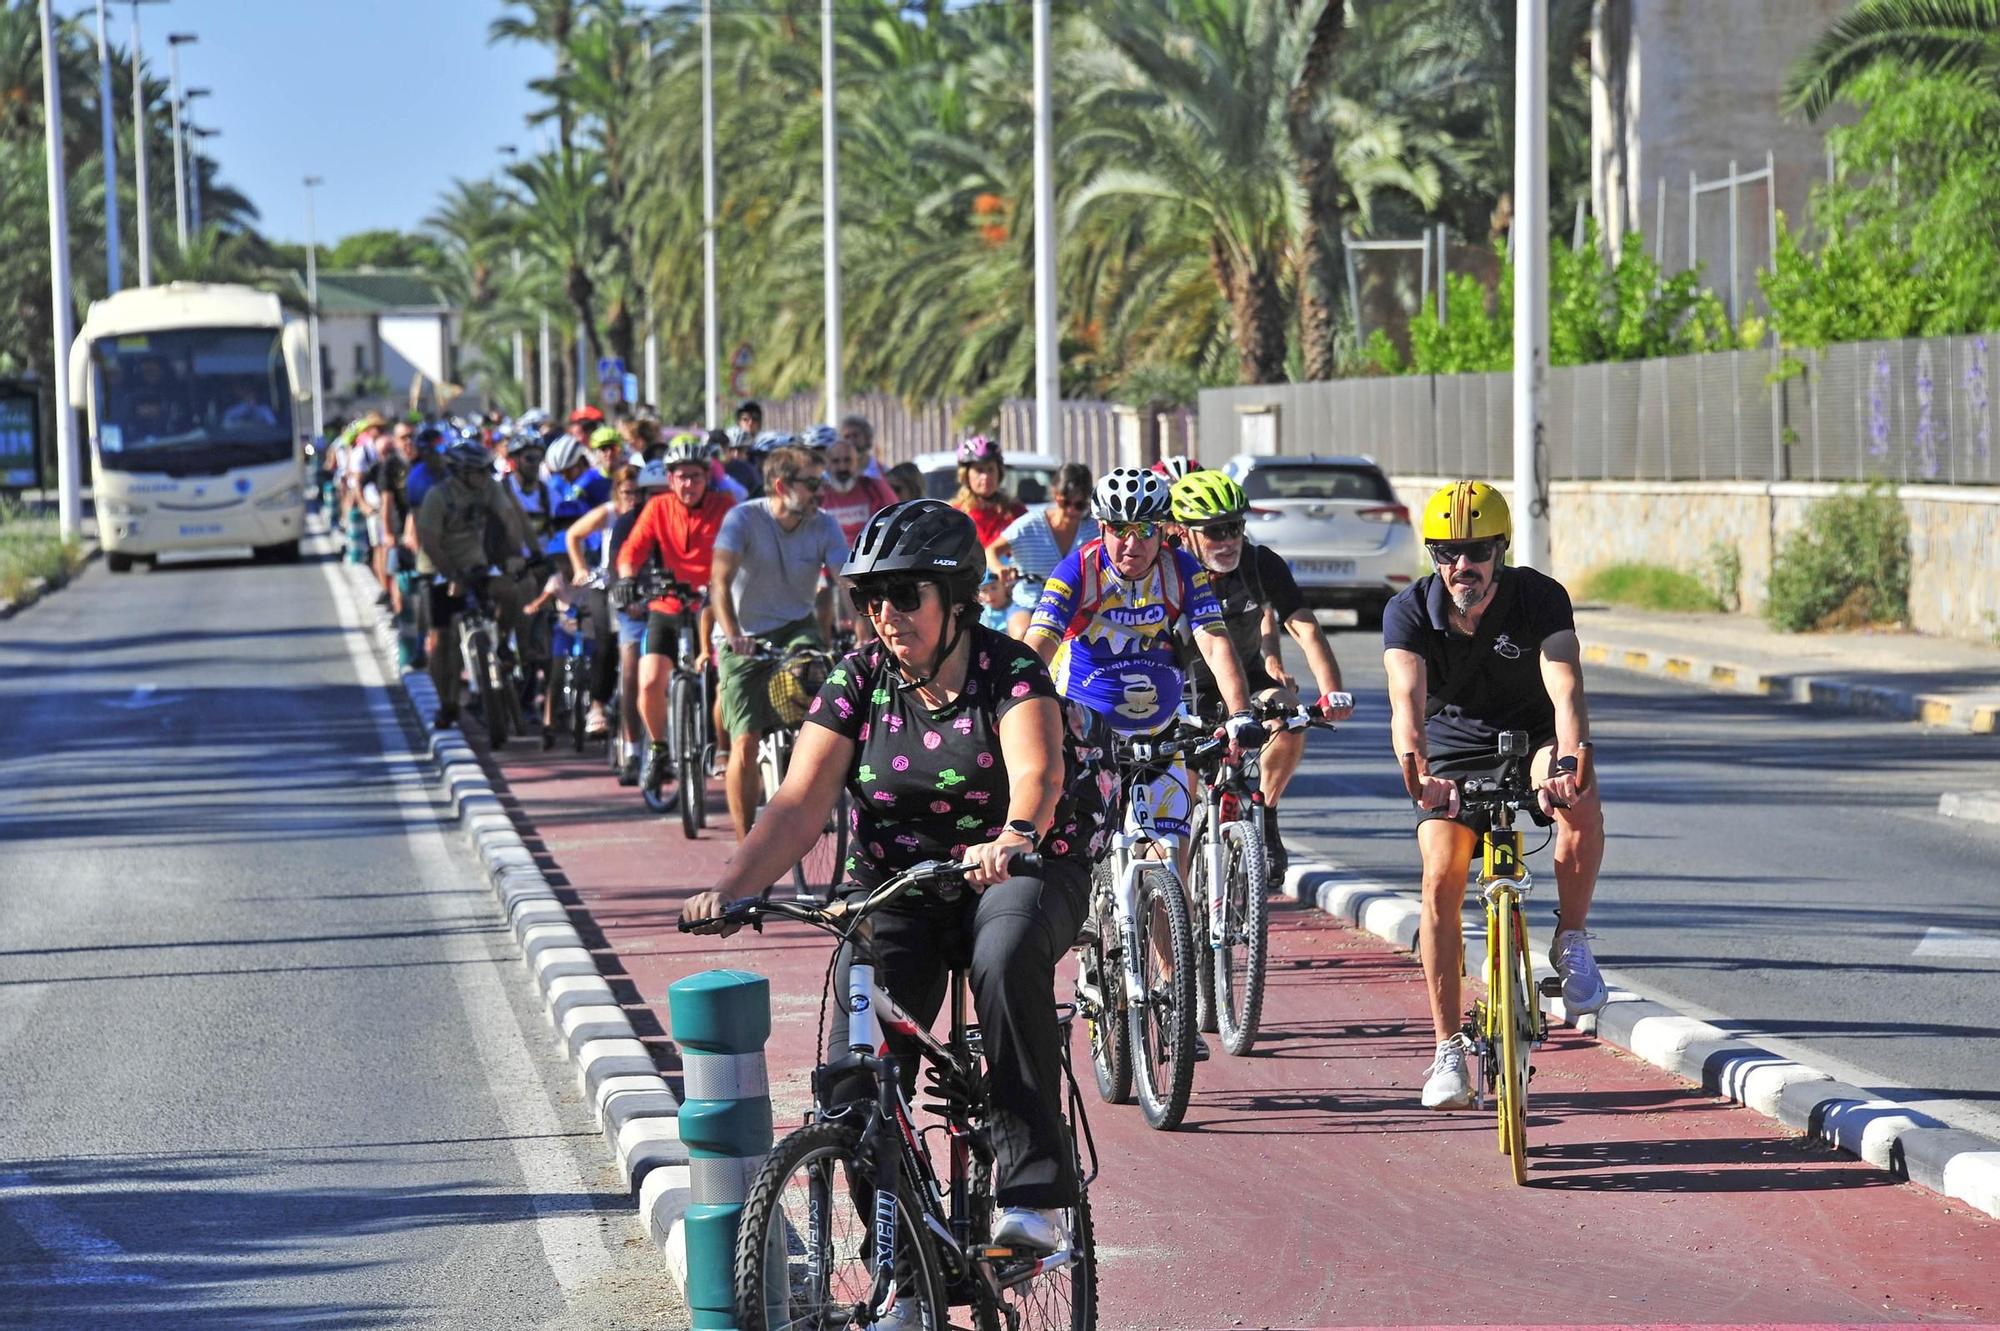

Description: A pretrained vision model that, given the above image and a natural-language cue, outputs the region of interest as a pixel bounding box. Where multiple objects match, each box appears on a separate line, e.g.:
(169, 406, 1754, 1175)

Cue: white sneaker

(1550, 928, 1608, 1015)
(870, 1298, 927, 1331)
(1421, 1033, 1475, 1109)
(992, 1205, 1067, 1253)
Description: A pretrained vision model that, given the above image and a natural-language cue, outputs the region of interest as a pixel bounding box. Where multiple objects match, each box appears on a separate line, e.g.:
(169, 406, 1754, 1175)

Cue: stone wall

(1388, 477, 2000, 645)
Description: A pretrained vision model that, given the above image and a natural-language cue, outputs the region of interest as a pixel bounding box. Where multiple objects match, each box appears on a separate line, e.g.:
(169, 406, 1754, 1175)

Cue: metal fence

(758, 390, 1193, 477)
(1197, 331, 2000, 486)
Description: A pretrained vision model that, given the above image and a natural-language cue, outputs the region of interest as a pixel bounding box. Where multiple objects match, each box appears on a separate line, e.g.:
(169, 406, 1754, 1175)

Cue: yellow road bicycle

(1406, 731, 1595, 1184)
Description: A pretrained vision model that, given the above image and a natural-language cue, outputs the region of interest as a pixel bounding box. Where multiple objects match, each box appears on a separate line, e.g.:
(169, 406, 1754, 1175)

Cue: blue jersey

(1028, 541, 1224, 732)
(544, 469, 612, 559)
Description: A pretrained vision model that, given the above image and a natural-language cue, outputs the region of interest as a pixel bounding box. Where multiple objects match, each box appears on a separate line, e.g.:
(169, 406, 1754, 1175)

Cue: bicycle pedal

(1538, 976, 1564, 998)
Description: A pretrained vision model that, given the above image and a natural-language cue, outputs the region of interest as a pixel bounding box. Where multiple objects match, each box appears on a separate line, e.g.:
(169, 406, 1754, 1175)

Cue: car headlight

(256, 485, 303, 511)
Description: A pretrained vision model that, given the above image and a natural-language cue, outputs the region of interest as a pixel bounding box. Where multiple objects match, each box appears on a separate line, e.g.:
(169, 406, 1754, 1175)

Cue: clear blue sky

(69, 0, 548, 247)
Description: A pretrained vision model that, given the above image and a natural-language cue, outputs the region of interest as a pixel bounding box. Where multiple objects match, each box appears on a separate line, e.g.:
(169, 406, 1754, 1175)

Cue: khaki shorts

(718, 614, 823, 738)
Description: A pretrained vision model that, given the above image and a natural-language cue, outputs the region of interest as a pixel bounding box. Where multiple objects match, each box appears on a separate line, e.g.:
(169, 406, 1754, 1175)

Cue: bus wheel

(107, 551, 134, 573)
(256, 540, 301, 564)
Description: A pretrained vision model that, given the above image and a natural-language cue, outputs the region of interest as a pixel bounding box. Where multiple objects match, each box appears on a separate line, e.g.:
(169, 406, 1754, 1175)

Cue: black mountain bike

(684, 855, 1098, 1331)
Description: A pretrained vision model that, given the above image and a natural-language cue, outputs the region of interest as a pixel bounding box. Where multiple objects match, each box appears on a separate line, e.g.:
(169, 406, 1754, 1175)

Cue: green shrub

(0, 500, 83, 605)
(1764, 485, 1909, 632)
(1579, 562, 1723, 613)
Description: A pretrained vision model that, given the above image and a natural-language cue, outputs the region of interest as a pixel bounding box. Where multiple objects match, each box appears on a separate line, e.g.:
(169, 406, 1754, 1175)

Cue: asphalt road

(0, 541, 683, 1329)
(1277, 617, 2000, 1139)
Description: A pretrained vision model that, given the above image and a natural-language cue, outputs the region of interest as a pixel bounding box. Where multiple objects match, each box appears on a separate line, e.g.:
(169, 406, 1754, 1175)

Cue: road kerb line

(1279, 854, 2000, 1218)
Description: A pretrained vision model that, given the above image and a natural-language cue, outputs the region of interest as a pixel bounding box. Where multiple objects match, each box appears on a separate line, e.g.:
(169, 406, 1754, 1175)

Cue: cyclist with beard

(1168, 470, 1354, 884)
(1383, 480, 1607, 1111)
(709, 444, 854, 841)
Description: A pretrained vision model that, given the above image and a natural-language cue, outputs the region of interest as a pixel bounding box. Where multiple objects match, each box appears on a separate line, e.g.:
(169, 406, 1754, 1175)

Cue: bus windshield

(92, 327, 295, 475)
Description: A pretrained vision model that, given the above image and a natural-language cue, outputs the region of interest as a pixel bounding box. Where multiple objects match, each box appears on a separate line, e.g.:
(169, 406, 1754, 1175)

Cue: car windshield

(1240, 465, 1394, 503)
(923, 464, 1057, 505)
(92, 327, 295, 474)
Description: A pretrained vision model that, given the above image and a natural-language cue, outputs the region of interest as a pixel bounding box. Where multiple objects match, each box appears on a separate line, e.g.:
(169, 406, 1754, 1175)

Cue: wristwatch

(1004, 819, 1040, 841)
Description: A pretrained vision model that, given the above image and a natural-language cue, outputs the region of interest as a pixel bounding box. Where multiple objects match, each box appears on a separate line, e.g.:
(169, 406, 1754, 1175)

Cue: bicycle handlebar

(678, 851, 1046, 936)
(1399, 745, 1595, 808)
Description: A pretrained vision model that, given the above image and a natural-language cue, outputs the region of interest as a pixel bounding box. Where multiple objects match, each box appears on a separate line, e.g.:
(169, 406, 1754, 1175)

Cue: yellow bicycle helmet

(1170, 470, 1247, 524)
(589, 425, 623, 451)
(1420, 480, 1511, 543)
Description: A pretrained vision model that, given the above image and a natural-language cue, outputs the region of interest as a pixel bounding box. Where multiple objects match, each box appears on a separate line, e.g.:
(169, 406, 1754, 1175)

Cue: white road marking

(317, 546, 614, 1295)
(0, 1171, 156, 1286)
(1914, 927, 2000, 960)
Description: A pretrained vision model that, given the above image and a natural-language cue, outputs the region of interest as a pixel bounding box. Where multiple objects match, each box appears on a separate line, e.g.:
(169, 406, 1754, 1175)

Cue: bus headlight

(255, 485, 303, 511)
(100, 498, 147, 517)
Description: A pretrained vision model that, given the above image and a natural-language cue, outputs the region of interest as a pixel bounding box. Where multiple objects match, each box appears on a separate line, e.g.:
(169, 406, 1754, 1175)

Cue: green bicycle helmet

(1171, 470, 1247, 524)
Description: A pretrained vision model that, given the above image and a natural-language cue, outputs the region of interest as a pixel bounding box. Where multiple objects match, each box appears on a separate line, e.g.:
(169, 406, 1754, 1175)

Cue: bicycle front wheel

(567, 658, 588, 752)
(734, 1118, 946, 1331)
(1494, 899, 1530, 1184)
(1214, 814, 1269, 1057)
(1129, 862, 1198, 1131)
(792, 788, 851, 901)
(672, 673, 703, 838)
(1079, 864, 1130, 1105)
(471, 635, 508, 746)
(975, 1155, 1097, 1331)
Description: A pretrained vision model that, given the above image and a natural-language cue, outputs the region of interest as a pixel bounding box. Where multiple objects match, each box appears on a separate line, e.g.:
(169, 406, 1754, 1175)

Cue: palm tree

(1785, 0, 2000, 119)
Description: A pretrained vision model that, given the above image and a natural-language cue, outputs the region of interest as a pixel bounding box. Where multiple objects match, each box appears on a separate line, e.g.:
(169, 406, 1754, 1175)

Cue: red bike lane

(475, 736, 1998, 1330)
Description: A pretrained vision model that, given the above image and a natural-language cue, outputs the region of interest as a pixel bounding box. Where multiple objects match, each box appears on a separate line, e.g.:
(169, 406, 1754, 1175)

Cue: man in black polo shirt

(1170, 469, 1353, 884)
(1382, 480, 1606, 1111)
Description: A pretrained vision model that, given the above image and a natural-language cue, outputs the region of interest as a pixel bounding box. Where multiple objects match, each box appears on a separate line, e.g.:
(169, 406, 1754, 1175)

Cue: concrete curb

(332, 564, 697, 1270)
(1282, 857, 2000, 1219)
(1580, 639, 1999, 735)
(1938, 791, 2000, 826)
(0, 542, 100, 621)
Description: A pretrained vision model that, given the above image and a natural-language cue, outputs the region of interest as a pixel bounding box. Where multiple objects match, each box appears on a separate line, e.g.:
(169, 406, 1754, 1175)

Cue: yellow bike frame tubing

(1480, 827, 1535, 1178)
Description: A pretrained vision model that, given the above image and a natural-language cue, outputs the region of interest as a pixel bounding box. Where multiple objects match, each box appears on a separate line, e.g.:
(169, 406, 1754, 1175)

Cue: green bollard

(669, 969, 773, 1331)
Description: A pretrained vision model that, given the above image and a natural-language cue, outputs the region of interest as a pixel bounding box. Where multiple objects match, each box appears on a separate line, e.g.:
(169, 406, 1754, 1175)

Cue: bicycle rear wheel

(735, 1118, 946, 1331)
(1213, 814, 1269, 1057)
(792, 787, 851, 901)
(1494, 898, 1530, 1184)
(1188, 808, 1218, 1036)
(672, 673, 703, 838)
(1128, 863, 1197, 1131)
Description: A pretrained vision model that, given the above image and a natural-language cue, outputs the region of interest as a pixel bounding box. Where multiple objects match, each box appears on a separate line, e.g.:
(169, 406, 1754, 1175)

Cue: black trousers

(826, 862, 1088, 1208)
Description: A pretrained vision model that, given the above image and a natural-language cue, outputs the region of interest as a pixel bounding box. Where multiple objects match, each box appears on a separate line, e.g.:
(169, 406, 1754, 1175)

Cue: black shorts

(1415, 730, 1557, 834)
(644, 609, 689, 659)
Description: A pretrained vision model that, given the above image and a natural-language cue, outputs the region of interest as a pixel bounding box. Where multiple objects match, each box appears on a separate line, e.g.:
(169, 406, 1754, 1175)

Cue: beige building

(1590, 0, 1852, 309)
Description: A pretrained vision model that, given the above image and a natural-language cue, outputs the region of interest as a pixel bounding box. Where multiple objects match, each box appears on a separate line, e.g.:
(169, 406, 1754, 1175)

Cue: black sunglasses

(848, 577, 928, 614)
(1196, 520, 1246, 540)
(1428, 538, 1501, 565)
(783, 473, 824, 493)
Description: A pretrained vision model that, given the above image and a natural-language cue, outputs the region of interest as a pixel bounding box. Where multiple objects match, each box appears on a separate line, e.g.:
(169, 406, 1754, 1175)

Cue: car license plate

(1292, 558, 1356, 578)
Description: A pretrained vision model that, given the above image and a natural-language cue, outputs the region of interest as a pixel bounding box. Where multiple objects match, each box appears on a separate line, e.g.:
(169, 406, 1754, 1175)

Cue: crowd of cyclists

(318, 404, 1609, 1282)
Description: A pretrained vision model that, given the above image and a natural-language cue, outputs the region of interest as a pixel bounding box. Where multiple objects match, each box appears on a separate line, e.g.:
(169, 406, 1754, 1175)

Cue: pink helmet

(957, 435, 1003, 466)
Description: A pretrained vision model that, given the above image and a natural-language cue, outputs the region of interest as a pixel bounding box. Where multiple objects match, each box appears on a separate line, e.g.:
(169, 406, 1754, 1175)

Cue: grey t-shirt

(715, 498, 850, 634)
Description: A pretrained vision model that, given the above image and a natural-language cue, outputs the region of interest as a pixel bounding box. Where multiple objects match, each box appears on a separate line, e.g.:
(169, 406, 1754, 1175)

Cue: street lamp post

(181, 86, 209, 238)
(701, 0, 719, 427)
(96, 0, 122, 293)
(820, 0, 842, 422)
(166, 32, 195, 250)
(1510, 0, 1550, 572)
(304, 175, 325, 444)
(188, 123, 216, 234)
(1030, 0, 1058, 456)
(40, 0, 81, 540)
(126, 0, 167, 286)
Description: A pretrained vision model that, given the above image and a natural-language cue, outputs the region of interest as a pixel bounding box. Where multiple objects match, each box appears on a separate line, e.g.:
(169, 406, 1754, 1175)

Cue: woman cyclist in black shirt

(681, 500, 1106, 1255)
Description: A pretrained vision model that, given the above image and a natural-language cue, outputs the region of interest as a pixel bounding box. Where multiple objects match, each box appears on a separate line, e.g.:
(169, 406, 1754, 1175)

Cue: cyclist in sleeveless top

(1026, 467, 1266, 843)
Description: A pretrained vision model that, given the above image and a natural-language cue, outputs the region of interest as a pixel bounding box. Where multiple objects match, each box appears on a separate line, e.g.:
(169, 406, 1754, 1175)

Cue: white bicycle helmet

(661, 431, 708, 467)
(1152, 455, 1201, 482)
(545, 436, 586, 475)
(804, 423, 838, 451)
(636, 459, 674, 490)
(1092, 466, 1171, 523)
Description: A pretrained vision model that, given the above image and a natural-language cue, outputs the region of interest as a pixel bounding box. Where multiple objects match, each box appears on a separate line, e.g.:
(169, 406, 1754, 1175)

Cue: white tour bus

(70, 282, 313, 571)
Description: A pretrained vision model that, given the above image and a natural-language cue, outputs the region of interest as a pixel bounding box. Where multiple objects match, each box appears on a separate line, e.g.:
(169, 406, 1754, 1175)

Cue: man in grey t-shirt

(711, 444, 852, 840)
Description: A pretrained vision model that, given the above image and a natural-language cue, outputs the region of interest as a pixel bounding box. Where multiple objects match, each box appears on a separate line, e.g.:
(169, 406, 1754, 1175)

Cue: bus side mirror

(67, 335, 89, 407)
(281, 322, 313, 404)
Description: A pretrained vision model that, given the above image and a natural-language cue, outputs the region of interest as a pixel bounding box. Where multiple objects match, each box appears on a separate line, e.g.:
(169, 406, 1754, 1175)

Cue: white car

(911, 450, 1065, 506)
(1219, 453, 1418, 625)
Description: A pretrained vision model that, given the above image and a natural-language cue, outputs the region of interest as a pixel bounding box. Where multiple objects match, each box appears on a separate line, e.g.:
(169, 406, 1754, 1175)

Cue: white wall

(379, 314, 447, 397)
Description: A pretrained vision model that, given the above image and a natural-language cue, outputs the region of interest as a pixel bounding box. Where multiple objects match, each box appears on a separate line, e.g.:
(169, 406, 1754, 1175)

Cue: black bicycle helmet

(443, 441, 491, 478)
(841, 499, 982, 604)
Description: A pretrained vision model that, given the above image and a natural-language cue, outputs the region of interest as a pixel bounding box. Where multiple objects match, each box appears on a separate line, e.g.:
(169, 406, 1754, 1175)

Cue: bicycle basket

(766, 649, 832, 727)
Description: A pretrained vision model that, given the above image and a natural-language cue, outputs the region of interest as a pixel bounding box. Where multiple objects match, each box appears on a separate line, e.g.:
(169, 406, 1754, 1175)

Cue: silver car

(1218, 453, 1418, 624)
